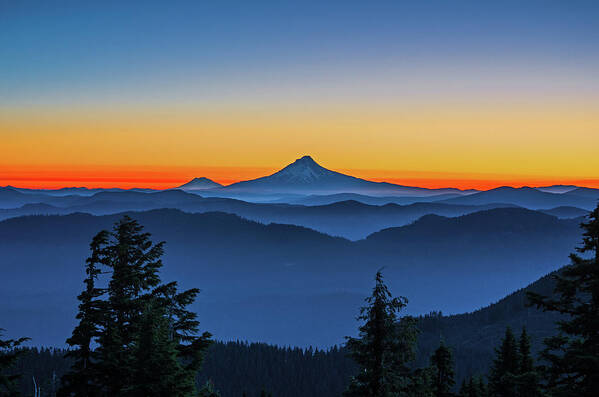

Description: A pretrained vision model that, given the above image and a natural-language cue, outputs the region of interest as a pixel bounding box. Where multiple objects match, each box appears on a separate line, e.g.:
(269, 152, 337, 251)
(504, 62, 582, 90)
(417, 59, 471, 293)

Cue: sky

(1, 0, 598, 189)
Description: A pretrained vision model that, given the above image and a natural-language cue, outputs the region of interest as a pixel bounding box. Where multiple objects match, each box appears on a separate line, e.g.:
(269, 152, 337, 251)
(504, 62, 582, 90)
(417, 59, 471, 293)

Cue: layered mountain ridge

(180, 155, 477, 197)
(0, 207, 582, 346)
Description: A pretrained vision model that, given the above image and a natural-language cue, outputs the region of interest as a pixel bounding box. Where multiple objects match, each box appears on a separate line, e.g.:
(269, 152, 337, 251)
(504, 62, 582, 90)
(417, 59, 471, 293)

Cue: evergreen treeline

(2, 204, 598, 396)
(340, 205, 599, 396)
(197, 342, 355, 396)
(414, 270, 561, 384)
(0, 330, 29, 396)
(3, 343, 355, 397)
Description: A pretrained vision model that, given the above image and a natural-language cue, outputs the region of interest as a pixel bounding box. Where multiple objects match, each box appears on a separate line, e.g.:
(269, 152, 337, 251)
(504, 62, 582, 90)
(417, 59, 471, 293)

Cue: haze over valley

(1, 156, 594, 348)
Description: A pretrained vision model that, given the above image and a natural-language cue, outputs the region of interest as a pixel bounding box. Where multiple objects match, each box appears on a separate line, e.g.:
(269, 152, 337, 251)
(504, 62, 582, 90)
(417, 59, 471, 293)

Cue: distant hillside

(535, 185, 578, 194)
(281, 192, 466, 206)
(8, 186, 156, 197)
(0, 207, 582, 347)
(8, 268, 564, 397)
(416, 269, 561, 382)
(540, 206, 589, 218)
(361, 208, 580, 275)
(441, 186, 598, 210)
(0, 188, 521, 239)
(567, 186, 599, 199)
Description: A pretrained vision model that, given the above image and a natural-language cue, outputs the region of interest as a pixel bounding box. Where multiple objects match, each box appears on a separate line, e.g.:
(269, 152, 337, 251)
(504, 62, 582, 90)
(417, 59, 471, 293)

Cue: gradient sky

(1, 0, 598, 189)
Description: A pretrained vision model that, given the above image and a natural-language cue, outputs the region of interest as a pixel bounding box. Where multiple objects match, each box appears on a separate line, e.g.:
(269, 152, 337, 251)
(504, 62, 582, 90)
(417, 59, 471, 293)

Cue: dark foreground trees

(0, 329, 29, 396)
(528, 204, 599, 396)
(488, 327, 519, 397)
(344, 270, 420, 396)
(430, 341, 455, 397)
(458, 376, 486, 397)
(515, 327, 542, 397)
(58, 216, 212, 397)
(488, 327, 541, 397)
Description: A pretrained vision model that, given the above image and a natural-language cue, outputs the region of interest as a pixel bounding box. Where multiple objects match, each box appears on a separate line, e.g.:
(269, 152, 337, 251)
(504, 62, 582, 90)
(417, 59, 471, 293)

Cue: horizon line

(3, 157, 598, 191)
(3, 175, 599, 191)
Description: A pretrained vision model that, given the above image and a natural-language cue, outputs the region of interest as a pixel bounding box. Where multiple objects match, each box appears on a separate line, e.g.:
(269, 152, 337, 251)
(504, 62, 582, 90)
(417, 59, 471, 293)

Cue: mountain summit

(178, 177, 223, 190)
(222, 155, 469, 197)
(269, 156, 335, 184)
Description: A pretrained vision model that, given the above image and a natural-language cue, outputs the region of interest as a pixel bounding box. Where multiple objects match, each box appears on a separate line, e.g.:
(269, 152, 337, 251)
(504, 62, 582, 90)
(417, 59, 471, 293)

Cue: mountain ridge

(441, 185, 598, 210)
(0, 188, 525, 239)
(218, 155, 474, 197)
(178, 177, 223, 190)
(0, 206, 582, 346)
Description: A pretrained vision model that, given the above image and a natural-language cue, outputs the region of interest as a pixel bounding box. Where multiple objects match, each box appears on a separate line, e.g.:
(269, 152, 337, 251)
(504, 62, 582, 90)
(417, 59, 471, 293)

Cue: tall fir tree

(488, 327, 519, 397)
(515, 327, 541, 397)
(344, 270, 419, 397)
(0, 329, 29, 396)
(98, 216, 165, 394)
(59, 231, 109, 397)
(459, 380, 467, 397)
(430, 341, 455, 397)
(59, 216, 212, 396)
(475, 376, 487, 397)
(467, 378, 477, 397)
(407, 367, 434, 397)
(156, 282, 212, 392)
(124, 300, 185, 396)
(527, 204, 599, 397)
(459, 376, 486, 397)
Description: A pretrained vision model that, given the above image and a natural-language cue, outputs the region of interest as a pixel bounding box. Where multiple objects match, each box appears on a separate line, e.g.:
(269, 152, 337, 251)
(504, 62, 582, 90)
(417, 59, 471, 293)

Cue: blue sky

(2, 0, 598, 106)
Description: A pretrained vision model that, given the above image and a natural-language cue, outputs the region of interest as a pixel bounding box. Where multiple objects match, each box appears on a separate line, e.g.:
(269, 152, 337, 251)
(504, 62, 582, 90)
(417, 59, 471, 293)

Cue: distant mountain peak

(178, 177, 222, 190)
(289, 155, 322, 169)
(221, 155, 475, 196)
(271, 155, 335, 183)
(296, 155, 317, 164)
(189, 177, 217, 183)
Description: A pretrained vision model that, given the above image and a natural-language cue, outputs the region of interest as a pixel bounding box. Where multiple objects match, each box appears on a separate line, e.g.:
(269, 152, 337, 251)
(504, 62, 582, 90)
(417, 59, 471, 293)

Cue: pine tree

(527, 204, 599, 396)
(157, 282, 212, 393)
(489, 327, 519, 397)
(0, 329, 29, 396)
(518, 327, 533, 374)
(59, 215, 212, 396)
(467, 378, 476, 397)
(430, 341, 455, 397)
(124, 300, 183, 396)
(59, 231, 109, 397)
(460, 376, 486, 397)
(344, 270, 419, 397)
(474, 376, 487, 397)
(458, 376, 485, 397)
(459, 380, 467, 397)
(408, 367, 434, 397)
(515, 327, 541, 397)
(198, 380, 220, 397)
(98, 216, 165, 394)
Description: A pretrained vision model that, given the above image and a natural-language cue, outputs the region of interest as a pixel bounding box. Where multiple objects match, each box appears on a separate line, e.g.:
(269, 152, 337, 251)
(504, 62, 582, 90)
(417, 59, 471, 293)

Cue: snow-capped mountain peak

(221, 155, 475, 196)
(271, 155, 335, 183)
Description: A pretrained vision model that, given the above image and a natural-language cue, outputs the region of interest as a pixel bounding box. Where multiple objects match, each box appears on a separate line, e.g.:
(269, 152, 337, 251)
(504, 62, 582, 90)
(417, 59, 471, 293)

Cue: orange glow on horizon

(2, 165, 599, 191)
(0, 165, 274, 190)
(2, 101, 598, 191)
